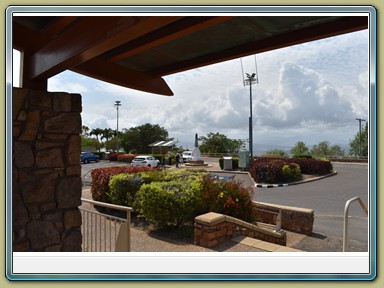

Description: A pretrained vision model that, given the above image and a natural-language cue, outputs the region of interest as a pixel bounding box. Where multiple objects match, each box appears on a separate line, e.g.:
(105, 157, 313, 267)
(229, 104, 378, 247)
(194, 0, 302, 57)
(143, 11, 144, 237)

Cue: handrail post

(343, 196, 368, 252)
(275, 209, 282, 232)
(127, 210, 131, 252)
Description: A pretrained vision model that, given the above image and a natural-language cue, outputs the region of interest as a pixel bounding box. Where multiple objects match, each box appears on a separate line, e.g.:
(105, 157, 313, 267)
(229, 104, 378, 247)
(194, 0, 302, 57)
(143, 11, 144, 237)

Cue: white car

(182, 151, 193, 163)
(131, 155, 160, 168)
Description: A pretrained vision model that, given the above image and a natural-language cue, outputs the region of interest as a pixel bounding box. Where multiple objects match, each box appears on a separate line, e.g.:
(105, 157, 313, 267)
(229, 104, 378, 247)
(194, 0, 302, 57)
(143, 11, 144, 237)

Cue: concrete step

(231, 235, 304, 252)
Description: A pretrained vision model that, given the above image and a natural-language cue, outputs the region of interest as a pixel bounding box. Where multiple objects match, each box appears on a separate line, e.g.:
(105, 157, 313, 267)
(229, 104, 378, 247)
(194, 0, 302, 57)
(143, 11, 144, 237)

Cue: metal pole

(115, 101, 122, 152)
(355, 118, 366, 157)
(249, 80, 253, 163)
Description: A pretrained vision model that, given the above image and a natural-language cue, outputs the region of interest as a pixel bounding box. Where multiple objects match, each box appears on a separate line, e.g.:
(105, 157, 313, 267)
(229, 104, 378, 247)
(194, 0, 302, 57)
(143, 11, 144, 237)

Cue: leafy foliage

(286, 158, 333, 175)
(108, 174, 144, 207)
(121, 123, 170, 154)
(198, 132, 245, 154)
(349, 122, 368, 157)
(90, 166, 155, 203)
(116, 154, 138, 163)
(310, 141, 344, 157)
(136, 180, 202, 228)
(199, 175, 255, 222)
(261, 149, 289, 158)
(281, 163, 302, 182)
(250, 157, 331, 183)
(290, 141, 309, 155)
(249, 158, 287, 183)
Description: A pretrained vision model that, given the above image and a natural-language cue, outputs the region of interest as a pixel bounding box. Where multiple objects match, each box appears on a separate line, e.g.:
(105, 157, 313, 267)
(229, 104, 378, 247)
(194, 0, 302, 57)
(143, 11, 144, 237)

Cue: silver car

(131, 155, 160, 167)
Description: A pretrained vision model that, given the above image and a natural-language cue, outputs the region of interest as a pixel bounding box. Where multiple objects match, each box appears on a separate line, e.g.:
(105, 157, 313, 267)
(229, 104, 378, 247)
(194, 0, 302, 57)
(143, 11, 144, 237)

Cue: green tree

(290, 141, 309, 155)
(121, 123, 170, 154)
(82, 125, 90, 137)
(311, 141, 345, 157)
(262, 149, 289, 158)
(81, 137, 103, 152)
(90, 128, 104, 142)
(349, 122, 368, 157)
(198, 132, 245, 154)
(101, 128, 114, 142)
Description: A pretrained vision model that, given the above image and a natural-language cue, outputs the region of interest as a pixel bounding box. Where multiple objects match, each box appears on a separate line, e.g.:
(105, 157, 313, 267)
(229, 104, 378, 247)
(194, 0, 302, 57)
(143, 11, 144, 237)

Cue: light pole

(355, 118, 366, 157)
(244, 73, 258, 163)
(114, 100, 122, 152)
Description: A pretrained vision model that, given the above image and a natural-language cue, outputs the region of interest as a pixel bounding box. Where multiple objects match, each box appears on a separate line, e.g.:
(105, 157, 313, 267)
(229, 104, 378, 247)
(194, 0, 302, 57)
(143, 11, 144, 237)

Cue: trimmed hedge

(90, 166, 155, 203)
(286, 158, 333, 175)
(292, 154, 312, 159)
(106, 170, 207, 209)
(249, 158, 287, 183)
(249, 157, 332, 183)
(117, 153, 137, 163)
(136, 179, 202, 228)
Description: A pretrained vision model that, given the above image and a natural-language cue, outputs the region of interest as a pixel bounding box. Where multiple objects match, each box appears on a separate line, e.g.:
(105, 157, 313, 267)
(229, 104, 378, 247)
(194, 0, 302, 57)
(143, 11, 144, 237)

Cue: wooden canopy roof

(13, 15, 368, 96)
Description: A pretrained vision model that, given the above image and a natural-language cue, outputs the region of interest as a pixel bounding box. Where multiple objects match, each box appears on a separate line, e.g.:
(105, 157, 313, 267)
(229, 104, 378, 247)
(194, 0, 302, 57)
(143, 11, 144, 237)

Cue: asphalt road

(254, 162, 370, 246)
(81, 159, 371, 250)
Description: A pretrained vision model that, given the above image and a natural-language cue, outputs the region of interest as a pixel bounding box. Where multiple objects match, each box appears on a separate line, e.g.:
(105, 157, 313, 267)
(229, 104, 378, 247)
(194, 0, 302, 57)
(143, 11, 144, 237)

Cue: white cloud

(45, 29, 369, 149)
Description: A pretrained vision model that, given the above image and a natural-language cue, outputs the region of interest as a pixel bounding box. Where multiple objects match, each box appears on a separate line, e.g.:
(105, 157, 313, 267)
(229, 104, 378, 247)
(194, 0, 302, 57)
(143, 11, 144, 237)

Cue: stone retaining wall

(253, 201, 314, 235)
(12, 88, 83, 252)
(194, 212, 286, 248)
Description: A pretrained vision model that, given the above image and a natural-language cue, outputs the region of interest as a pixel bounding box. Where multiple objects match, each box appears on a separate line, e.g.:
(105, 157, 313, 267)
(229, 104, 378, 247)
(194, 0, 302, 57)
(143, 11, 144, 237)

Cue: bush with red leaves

(90, 166, 154, 203)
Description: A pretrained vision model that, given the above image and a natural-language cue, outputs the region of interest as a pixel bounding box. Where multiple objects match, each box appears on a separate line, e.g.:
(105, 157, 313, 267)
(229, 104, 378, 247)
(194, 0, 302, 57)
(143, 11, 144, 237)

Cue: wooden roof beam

(105, 16, 234, 62)
(28, 16, 183, 80)
(71, 58, 174, 96)
(151, 16, 368, 76)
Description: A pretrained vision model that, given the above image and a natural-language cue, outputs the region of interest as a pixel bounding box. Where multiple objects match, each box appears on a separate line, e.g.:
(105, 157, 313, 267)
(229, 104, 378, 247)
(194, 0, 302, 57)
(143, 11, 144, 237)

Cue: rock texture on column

(12, 88, 83, 252)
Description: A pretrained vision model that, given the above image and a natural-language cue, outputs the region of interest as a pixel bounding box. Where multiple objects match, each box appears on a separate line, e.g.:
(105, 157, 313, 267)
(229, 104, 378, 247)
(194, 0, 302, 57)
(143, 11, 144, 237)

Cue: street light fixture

(244, 72, 258, 163)
(114, 100, 122, 152)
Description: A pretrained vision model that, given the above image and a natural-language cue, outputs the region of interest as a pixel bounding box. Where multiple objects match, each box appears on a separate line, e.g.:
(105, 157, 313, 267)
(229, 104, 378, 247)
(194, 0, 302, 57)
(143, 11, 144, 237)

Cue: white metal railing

(82, 170, 93, 187)
(80, 198, 132, 252)
(343, 196, 368, 252)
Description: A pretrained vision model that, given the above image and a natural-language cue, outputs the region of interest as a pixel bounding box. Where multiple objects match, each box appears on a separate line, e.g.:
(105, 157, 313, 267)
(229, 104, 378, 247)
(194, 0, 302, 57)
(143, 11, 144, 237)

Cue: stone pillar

(12, 88, 83, 252)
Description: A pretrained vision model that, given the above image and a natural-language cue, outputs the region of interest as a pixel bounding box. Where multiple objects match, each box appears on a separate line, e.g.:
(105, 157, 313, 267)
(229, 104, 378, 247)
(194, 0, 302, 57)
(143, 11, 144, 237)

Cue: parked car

(131, 155, 160, 168)
(81, 152, 100, 164)
(182, 151, 193, 163)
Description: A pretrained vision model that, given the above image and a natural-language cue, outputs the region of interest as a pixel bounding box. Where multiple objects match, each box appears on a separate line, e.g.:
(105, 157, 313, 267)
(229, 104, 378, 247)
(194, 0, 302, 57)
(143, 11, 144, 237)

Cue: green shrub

(90, 166, 154, 203)
(292, 154, 312, 159)
(249, 158, 286, 183)
(199, 175, 255, 222)
(136, 180, 202, 228)
(108, 174, 144, 207)
(116, 154, 138, 163)
(281, 163, 302, 182)
(286, 158, 333, 175)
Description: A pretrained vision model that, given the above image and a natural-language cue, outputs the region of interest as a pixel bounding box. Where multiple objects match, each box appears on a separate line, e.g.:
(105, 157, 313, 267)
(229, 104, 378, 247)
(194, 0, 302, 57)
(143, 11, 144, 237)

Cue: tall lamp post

(356, 118, 366, 157)
(244, 73, 258, 163)
(114, 100, 122, 152)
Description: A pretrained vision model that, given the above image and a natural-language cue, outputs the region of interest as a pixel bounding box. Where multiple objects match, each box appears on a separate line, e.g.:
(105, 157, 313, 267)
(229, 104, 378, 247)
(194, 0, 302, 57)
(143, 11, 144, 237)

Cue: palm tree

(90, 128, 103, 142)
(101, 128, 114, 142)
(81, 125, 90, 137)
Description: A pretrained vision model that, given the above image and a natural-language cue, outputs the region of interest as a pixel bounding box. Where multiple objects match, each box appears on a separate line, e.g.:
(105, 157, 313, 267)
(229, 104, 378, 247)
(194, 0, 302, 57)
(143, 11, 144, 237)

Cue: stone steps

(231, 235, 303, 252)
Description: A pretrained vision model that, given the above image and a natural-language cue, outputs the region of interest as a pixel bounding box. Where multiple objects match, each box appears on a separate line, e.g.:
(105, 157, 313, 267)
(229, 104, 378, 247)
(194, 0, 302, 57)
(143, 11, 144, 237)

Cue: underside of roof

(12, 15, 368, 96)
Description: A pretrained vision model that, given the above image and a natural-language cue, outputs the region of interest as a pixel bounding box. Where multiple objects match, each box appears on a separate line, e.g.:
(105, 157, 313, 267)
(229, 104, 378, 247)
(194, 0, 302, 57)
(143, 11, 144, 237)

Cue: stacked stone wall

(253, 201, 314, 235)
(194, 212, 286, 249)
(12, 88, 83, 252)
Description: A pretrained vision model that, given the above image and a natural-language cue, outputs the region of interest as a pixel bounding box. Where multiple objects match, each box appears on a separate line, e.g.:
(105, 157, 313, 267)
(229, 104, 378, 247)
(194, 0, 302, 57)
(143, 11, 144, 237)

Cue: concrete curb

(255, 171, 337, 188)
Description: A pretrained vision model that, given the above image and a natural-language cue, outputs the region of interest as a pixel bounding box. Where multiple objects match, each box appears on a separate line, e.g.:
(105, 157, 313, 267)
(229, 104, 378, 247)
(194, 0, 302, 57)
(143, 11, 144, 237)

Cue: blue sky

(14, 29, 369, 153)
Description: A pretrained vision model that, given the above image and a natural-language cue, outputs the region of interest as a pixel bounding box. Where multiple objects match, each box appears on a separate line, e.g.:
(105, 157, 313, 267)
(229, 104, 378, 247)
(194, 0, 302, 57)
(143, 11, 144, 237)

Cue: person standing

(175, 153, 180, 168)
(161, 154, 166, 169)
(168, 152, 173, 165)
